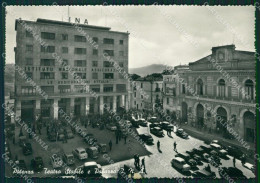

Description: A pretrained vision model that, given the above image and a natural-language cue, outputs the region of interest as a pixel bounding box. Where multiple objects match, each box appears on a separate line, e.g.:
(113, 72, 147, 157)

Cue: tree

(130, 74, 141, 81)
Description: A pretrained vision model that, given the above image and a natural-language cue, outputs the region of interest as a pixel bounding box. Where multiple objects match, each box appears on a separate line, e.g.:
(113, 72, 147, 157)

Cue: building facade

(14, 18, 129, 122)
(130, 78, 163, 112)
(163, 45, 255, 144)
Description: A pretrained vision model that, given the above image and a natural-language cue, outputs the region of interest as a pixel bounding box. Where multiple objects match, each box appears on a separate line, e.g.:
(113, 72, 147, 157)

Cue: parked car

(148, 116, 159, 123)
(171, 157, 191, 173)
(187, 159, 197, 169)
(22, 143, 32, 155)
(73, 148, 88, 160)
(176, 128, 189, 139)
(202, 153, 211, 162)
(86, 147, 99, 159)
(48, 131, 56, 141)
(50, 154, 63, 169)
(186, 149, 197, 156)
(138, 119, 148, 127)
(106, 124, 117, 131)
(219, 167, 246, 178)
(175, 152, 191, 162)
(131, 120, 139, 128)
(16, 160, 27, 170)
(225, 146, 244, 159)
(84, 134, 97, 145)
(150, 127, 164, 137)
(210, 143, 222, 152)
(78, 161, 102, 177)
(199, 145, 212, 153)
(65, 129, 74, 139)
(97, 143, 107, 153)
(192, 154, 203, 165)
(63, 153, 75, 166)
(31, 157, 44, 172)
(139, 134, 154, 145)
(160, 121, 171, 130)
(19, 136, 27, 147)
(218, 149, 228, 158)
(149, 122, 160, 129)
(125, 120, 132, 128)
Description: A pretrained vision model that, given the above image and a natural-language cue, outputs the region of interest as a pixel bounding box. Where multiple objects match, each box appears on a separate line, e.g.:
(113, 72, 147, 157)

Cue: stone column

(100, 96, 104, 114)
(121, 95, 125, 107)
(70, 98, 74, 116)
(15, 100, 21, 118)
(35, 99, 41, 116)
(86, 97, 89, 115)
(53, 99, 58, 119)
(113, 96, 117, 112)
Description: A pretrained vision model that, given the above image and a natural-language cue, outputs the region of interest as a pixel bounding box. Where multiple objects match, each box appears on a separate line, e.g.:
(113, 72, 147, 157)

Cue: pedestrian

(141, 157, 147, 174)
(137, 154, 140, 168)
(109, 140, 112, 151)
(157, 140, 160, 150)
(13, 136, 15, 145)
(233, 157, 236, 167)
(134, 154, 137, 167)
(124, 135, 127, 144)
(241, 154, 246, 165)
(174, 141, 177, 152)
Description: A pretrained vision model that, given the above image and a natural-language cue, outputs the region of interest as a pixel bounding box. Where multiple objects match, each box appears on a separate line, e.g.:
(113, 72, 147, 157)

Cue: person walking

(141, 157, 147, 174)
(124, 135, 127, 144)
(134, 154, 137, 168)
(241, 154, 246, 165)
(109, 140, 112, 151)
(157, 140, 160, 150)
(233, 157, 236, 167)
(173, 141, 177, 152)
(137, 154, 140, 169)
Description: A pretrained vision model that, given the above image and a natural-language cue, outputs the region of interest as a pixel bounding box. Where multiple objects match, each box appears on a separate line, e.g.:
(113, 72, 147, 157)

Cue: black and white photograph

(2, 3, 258, 181)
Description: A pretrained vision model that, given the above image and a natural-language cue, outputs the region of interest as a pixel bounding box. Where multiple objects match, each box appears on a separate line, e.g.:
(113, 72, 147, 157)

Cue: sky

(5, 5, 255, 68)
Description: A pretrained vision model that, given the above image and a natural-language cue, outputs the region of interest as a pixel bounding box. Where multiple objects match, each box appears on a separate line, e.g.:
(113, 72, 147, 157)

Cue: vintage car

(50, 154, 63, 169)
(22, 143, 32, 155)
(176, 129, 189, 139)
(63, 153, 75, 166)
(138, 119, 148, 127)
(139, 133, 154, 145)
(77, 161, 102, 177)
(171, 157, 191, 173)
(150, 127, 164, 137)
(175, 152, 191, 162)
(73, 148, 88, 160)
(19, 136, 27, 147)
(219, 167, 246, 178)
(148, 117, 159, 123)
(31, 157, 44, 172)
(86, 147, 99, 159)
(97, 143, 107, 153)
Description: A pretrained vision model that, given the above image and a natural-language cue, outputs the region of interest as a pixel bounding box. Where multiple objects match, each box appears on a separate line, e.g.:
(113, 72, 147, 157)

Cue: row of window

(21, 84, 126, 94)
(174, 78, 254, 100)
(26, 31, 125, 45)
(25, 45, 125, 56)
(25, 58, 125, 68)
(26, 72, 117, 80)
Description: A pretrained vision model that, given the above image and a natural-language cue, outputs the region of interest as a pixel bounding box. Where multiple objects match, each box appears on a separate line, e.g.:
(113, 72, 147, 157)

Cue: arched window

(245, 79, 254, 100)
(218, 79, 225, 97)
(197, 79, 203, 95)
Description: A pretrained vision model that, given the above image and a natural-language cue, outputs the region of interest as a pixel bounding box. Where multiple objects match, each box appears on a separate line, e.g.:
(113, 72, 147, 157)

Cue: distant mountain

(129, 64, 167, 77)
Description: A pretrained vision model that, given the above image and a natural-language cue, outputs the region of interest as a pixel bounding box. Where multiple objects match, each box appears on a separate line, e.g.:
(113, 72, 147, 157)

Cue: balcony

(155, 88, 160, 92)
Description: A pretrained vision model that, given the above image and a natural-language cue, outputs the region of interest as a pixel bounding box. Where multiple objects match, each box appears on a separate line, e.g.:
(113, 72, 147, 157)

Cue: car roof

(76, 147, 85, 151)
(154, 127, 161, 130)
(88, 147, 98, 150)
(84, 161, 98, 166)
(210, 143, 221, 148)
(174, 157, 185, 162)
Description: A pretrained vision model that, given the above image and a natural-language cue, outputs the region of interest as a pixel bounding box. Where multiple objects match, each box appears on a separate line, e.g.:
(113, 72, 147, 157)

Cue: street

(102, 123, 255, 179)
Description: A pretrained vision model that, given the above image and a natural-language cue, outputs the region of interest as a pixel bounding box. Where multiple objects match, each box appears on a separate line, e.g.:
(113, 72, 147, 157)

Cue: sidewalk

(180, 124, 255, 164)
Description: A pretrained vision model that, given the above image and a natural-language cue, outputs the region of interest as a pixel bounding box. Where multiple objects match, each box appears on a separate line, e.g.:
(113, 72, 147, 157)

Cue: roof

(36, 18, 111, 31)
(174, 157, 185, 162)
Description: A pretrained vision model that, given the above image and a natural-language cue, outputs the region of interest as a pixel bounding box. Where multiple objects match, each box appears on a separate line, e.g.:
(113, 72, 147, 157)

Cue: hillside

(129, 64, 166, 76)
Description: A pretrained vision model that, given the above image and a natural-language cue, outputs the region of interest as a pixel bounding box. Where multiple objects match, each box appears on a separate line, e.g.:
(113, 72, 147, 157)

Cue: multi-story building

(130, 77, 163, 112)
(163, 45, 255, 145)
(14, 18, 129, 122)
